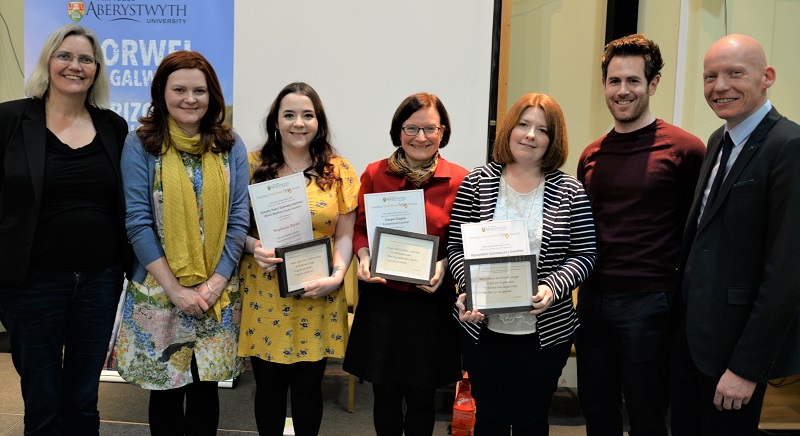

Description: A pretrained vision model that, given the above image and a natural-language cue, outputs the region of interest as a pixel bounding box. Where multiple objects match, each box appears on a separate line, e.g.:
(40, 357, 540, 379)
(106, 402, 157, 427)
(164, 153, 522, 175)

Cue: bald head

(703, 34, 775, 128)
(706, 34, 768, 69)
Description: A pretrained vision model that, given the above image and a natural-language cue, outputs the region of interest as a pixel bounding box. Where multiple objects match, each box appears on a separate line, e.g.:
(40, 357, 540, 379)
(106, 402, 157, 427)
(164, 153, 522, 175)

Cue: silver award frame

(370, 227, 439, 285)
(275, 237, 333, 297)
(464, 255, 537, 314)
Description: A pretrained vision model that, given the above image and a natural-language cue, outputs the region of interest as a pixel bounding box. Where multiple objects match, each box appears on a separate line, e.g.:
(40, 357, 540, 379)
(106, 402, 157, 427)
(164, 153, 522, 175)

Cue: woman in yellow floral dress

(238, 82, 359, 436)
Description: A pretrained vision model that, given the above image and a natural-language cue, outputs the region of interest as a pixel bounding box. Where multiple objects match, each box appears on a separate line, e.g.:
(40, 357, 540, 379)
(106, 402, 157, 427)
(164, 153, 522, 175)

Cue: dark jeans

(576, 290, 671, 436)
(0, 263, 123, 436)
(250, 356, 327, 436)
(670, 316, 767, 436)
(372, 382, 436, 436)
(148, 355, 220, 436)
(468, 329, 572, 436)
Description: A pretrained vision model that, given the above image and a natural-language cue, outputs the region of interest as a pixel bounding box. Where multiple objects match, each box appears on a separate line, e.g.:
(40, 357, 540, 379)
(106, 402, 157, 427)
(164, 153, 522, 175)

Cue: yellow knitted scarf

(161, 117, 229, 319)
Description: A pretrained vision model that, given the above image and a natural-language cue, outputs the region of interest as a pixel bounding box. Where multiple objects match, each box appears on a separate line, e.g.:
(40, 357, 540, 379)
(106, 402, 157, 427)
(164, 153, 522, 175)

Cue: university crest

(67, 2, 85, 23)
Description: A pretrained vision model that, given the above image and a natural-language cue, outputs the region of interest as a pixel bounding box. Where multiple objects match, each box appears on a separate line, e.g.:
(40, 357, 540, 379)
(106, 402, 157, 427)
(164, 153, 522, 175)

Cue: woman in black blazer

(0, 24, 128, 435)
(448, 93, 596, 435)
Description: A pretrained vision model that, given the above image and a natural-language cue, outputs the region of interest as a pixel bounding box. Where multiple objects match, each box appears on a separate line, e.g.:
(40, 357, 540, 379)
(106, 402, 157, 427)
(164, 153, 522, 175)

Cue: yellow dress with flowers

(238, 152, 359, 363)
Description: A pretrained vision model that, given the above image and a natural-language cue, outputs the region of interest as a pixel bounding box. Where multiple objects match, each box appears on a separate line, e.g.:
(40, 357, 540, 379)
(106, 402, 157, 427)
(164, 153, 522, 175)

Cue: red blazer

(354, 156, 468, 292)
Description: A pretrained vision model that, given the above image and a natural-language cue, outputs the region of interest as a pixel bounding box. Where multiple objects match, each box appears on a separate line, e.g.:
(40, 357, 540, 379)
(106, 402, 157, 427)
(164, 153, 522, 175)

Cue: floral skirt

(115, 273, 245, 390)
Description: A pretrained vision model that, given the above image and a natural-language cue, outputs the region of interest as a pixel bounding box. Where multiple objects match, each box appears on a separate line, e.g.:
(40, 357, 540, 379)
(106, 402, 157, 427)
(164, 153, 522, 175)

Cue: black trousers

(670, 318, 767, 436)
(250, 356, 327, 436)
(0, 264, 123, 436)
(576, 290, 672, 436)
(372, 382, 437, 436)
(148, 355, 219, 436)
(467, 328, 572, 436)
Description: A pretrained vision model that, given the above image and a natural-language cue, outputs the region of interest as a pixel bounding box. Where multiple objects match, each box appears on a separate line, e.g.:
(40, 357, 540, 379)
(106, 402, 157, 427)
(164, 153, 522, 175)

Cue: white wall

(232, 0, 495, 175)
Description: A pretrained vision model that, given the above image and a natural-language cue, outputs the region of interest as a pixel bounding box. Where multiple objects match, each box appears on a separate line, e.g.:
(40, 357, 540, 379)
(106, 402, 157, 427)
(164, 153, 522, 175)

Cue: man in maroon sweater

(576, 34, 706, 435)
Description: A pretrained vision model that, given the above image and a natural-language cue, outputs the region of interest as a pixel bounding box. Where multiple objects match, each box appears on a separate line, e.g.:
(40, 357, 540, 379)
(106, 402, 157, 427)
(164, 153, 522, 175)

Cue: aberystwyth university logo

(68, 2, 85, 22)
(69, 1, 190, 24)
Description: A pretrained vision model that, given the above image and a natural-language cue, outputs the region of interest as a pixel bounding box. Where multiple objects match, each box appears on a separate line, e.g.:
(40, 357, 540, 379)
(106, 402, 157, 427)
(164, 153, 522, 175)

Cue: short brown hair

(493, 93, 568, 173)
(601, 34, 664, 83)
(389, 93, 451, 148)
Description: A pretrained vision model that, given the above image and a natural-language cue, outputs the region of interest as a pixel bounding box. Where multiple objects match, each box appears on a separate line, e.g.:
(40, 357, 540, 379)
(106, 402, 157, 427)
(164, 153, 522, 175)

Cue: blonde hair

(24, 24, 110, 108)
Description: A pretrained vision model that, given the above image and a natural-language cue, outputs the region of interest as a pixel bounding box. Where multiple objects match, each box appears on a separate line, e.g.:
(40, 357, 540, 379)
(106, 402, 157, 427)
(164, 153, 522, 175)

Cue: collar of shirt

(726, 100, 772, 148)
(698, 101, 772, 223)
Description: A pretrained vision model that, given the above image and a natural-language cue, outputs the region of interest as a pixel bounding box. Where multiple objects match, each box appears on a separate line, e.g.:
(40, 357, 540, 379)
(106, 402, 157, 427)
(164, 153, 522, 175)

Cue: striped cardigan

(447, 162, 596, 348)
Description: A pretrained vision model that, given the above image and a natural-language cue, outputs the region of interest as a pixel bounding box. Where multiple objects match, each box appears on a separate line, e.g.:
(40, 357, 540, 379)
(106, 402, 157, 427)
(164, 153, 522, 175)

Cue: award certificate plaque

(460, 219, 530, 259)
(464, 255, 537, 314)
(363, 189, 427, 249)
(248, 172, 313, 250)
(370, 227, 439, 285)
(275, 237, 333, 297)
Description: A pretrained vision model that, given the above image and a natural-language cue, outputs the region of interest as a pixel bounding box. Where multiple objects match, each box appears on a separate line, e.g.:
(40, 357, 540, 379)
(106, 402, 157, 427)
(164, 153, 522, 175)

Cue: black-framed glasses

(401, 125, 444, 137)
(51, 51, 97, 66)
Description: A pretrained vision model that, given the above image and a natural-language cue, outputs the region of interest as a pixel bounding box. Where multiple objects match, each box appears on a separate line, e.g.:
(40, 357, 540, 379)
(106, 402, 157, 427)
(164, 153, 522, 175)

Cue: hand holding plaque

(464, 255, 537, 314)
(275, 237, 333, 297)
(369, 227, 439, 285)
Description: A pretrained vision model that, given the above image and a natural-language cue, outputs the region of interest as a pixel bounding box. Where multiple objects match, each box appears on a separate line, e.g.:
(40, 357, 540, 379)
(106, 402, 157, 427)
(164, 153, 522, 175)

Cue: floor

(0, 349, 588, 435)
(760, 376, 800, 433)
(3, 340, 800, 435)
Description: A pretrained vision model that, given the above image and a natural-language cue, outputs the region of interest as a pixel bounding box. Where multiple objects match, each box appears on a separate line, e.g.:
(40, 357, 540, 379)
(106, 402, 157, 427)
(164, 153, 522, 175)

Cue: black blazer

(0, 97, 129, 287)
(680, 107, 800, 383)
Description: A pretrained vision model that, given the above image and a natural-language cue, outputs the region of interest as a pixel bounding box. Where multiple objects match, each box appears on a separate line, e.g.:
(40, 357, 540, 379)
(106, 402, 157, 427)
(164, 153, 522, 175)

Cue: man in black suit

(672, 34, 800, 435)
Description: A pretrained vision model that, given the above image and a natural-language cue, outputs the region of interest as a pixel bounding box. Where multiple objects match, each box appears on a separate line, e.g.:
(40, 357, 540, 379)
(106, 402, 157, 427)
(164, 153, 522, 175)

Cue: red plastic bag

(452, 372, 476, 436)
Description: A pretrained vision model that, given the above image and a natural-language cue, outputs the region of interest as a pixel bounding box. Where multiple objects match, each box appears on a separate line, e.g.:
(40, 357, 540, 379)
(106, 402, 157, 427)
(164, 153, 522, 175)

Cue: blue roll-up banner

(23, 1, 235, 377)
(24, 0, 234, 131)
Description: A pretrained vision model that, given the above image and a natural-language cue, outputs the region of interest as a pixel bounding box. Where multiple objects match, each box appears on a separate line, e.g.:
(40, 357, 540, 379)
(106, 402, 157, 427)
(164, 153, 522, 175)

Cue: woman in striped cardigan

(447, 92, 596, 435)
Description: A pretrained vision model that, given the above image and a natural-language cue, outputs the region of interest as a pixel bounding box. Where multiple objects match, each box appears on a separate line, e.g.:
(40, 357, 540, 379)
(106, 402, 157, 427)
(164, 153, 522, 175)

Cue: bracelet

(206, 281, 221, 297)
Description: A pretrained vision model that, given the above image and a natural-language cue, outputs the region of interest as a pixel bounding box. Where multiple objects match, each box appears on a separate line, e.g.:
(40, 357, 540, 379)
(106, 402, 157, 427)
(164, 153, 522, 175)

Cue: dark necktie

(684, 132, 735, 301)
(705, 132, 734, 208)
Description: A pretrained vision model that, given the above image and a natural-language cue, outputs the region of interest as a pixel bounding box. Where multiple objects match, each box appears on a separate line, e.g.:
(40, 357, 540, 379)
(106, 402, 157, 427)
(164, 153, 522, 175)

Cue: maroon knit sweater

(577, 119, 706, 293)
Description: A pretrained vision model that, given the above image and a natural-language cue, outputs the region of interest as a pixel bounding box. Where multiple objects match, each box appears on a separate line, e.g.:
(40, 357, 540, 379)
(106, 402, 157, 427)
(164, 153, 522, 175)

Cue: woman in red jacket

(344, 93, 468, 435)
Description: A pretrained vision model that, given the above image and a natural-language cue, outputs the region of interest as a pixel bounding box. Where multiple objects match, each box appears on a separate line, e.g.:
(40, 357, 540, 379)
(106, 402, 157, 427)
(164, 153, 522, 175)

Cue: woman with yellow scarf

(114, 51, 250, 436)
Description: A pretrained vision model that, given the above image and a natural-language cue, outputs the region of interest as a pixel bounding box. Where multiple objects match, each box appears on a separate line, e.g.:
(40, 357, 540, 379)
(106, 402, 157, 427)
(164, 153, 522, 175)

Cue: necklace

(283, 155, 311, 174)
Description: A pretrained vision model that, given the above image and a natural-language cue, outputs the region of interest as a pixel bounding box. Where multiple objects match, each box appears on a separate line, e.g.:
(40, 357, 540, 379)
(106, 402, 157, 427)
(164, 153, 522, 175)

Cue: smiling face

(703, 35, 775, 129)
(164, 68, 208, 136)
(603, 55, 659, 132)
(277, 93, 318, 153)
(399, 106, 442, 167)
(509, 105, 550, 168)
(48, 35, 96, 100)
